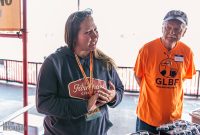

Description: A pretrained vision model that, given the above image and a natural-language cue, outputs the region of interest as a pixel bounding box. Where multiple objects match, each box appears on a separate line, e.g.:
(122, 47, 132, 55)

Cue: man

(134, 10, 196, 134)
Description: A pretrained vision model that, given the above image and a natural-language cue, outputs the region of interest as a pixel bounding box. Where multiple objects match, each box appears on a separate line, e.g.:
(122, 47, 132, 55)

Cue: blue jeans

(136, 117, 158, 134)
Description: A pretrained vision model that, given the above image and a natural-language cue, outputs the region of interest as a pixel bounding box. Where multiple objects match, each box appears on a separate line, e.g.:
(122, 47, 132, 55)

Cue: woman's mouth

(89, 41, 97, 46)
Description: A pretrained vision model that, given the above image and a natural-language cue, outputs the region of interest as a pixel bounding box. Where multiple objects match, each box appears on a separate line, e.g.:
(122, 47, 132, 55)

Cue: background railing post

(196, 71, 200, 98)
(5, 60, 8, 82)
(36, 63, 38, 85)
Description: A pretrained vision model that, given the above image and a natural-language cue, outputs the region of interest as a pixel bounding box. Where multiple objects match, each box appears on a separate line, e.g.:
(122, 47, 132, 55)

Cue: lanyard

(75, 51, 94, 96)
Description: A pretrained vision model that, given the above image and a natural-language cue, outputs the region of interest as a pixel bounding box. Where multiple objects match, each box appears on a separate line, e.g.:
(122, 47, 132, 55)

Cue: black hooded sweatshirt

(36, 46, 124, 135)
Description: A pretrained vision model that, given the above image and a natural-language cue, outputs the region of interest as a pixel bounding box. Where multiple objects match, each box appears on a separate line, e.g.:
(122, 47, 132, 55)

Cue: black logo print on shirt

(155, 58, 180, 88)
(159, 58, 178, 78)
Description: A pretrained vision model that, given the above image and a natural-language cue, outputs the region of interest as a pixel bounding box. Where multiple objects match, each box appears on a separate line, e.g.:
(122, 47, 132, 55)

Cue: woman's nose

(91, 30, 98, 38)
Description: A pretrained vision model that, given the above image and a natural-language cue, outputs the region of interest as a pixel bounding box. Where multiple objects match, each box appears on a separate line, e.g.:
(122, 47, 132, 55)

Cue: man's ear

(162, 27, 164, 34)
(162, 24, 165, 34)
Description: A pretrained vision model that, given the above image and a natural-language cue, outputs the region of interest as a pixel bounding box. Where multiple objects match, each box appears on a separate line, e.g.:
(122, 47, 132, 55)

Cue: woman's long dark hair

(64, 9, 116, 70)
(64, 9, 92, 51)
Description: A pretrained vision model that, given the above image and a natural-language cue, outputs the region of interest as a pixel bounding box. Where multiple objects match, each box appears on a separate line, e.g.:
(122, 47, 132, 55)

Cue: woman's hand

(88, 81, 116, 111)
(96, 81, 116, 107)
(87, 93, 99, 112)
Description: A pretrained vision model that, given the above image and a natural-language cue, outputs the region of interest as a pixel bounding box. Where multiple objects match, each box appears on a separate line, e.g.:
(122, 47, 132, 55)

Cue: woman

(36, 9, 124, 135)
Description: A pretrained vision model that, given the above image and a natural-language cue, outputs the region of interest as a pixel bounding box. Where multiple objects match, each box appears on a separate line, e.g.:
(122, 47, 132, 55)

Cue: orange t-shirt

(134, 38, 196, 126)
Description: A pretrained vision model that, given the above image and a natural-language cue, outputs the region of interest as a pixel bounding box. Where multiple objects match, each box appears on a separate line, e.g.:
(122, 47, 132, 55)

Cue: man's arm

(134, 73, 142, 86)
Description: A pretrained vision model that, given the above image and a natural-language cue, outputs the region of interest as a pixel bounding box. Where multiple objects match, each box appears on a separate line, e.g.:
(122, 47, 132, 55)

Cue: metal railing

(117, 66, 200, 97)
(0, 59, 41, 85)
(0, 104, 36, 135)
(0, 59, 200, 97)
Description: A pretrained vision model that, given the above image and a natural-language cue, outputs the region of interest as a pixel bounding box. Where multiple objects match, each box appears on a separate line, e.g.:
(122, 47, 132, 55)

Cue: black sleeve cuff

(69, 99, 88, 119)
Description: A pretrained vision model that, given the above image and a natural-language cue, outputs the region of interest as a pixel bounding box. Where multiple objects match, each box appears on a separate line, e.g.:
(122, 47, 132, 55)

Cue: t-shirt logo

(159, 58, 179, 78)
(68, 78, 107, 100)
(156, 58, 180, 88)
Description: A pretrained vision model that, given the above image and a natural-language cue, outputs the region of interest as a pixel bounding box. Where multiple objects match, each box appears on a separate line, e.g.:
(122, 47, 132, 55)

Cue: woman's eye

(85, 31, 91, 35)
(85, 29, 98, 35)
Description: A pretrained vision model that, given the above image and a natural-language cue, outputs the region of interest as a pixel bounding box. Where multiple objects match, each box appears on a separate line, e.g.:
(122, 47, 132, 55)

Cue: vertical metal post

(78, 0, 80, 11)
(22, 0, 28, 135)
(196, 71, 200, 98)
(36, 63, 38, 85)
(5, 60, 8, 82)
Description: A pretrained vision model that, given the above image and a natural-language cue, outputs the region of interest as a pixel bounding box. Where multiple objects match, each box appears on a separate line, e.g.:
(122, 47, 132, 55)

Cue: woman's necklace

(74, 51, 94, 96)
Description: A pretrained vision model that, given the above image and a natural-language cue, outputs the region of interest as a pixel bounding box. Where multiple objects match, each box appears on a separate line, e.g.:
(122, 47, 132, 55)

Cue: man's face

(162, 20, 187, 44)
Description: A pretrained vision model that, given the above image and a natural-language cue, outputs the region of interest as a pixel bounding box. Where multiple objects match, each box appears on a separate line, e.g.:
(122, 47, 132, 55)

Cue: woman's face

(75, 16, 99, 52)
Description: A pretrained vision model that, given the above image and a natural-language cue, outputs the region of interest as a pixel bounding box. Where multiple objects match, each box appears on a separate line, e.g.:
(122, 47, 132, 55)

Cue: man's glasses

(163, 23, 185, 34)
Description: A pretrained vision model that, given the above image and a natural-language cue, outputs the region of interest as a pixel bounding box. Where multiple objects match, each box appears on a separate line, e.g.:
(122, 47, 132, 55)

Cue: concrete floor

(0, 82, 200, 135)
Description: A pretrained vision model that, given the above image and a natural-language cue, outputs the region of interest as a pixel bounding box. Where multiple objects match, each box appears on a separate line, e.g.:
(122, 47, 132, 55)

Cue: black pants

(136, 117, 158, 134)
